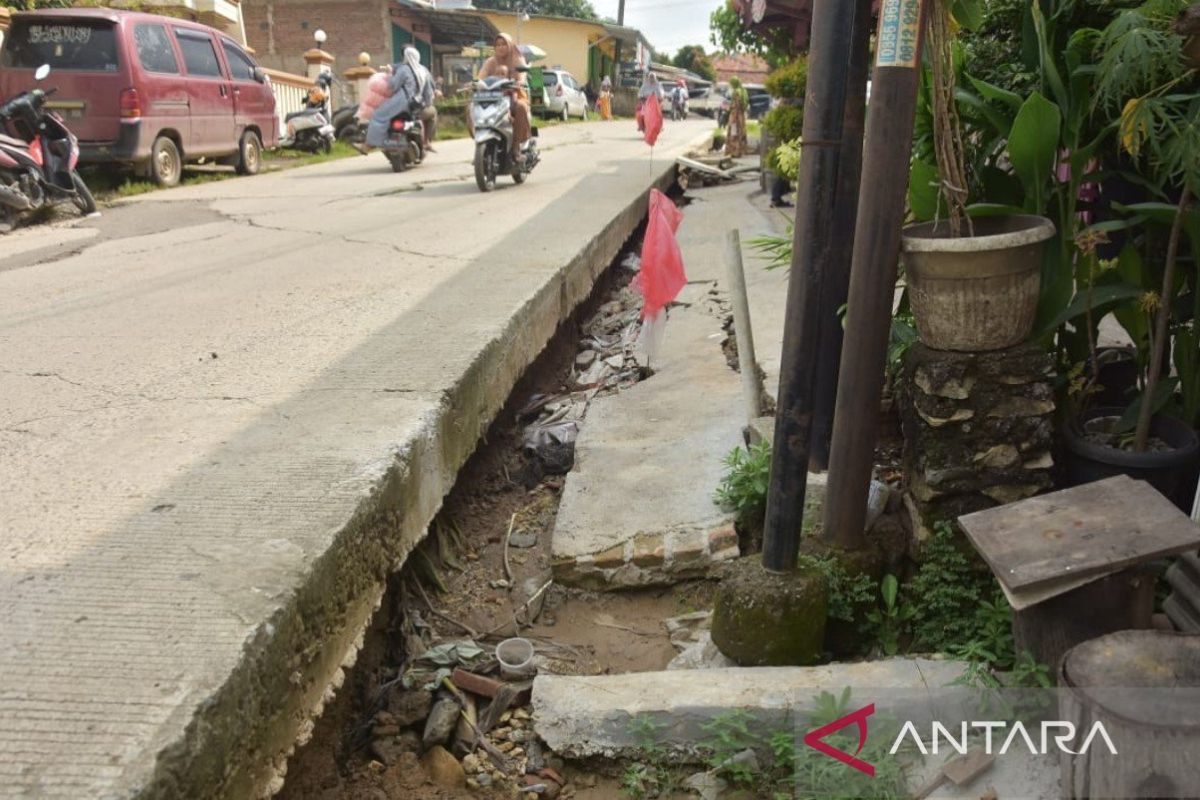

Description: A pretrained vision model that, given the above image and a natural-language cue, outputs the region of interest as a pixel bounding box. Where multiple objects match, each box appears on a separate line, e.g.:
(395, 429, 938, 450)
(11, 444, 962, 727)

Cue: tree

(473, 0, 600, 21)
(672, 45, 716, 80)
(709, 0, 796, 68)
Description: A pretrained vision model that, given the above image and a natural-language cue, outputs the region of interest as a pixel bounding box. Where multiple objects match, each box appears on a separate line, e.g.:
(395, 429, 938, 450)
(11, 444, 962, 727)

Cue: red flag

(634, 189, 686, 319)
(642, 93, 663, 147)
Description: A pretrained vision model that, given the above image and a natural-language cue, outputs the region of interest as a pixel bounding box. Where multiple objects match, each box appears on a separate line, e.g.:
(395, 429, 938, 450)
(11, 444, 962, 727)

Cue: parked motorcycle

(331, 104, 366, 145)
(280, 73, 336, 154)
(471, 74, 540, 193)
(0, 65, 95, 233)
(382, 110, 425, 173)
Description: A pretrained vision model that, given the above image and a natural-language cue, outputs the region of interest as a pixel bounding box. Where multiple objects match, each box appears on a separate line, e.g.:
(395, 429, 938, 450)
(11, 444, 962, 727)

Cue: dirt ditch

(278, 195, 722, 800)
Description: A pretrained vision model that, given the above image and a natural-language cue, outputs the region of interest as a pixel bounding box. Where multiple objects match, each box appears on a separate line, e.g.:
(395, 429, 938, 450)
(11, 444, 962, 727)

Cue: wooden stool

(959, 476, 1200, 671)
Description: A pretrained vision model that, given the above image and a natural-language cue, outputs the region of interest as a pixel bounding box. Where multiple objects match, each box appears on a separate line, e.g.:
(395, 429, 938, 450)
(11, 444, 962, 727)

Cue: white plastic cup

(496, 637, 536, 680)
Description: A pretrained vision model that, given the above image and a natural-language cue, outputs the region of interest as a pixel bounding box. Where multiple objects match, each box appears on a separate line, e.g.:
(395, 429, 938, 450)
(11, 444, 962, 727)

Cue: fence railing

(263, 68, 312, 142)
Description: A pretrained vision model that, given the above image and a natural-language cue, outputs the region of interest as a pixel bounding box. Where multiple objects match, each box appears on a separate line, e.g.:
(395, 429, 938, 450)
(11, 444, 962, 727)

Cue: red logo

(803, 703, 876, 777)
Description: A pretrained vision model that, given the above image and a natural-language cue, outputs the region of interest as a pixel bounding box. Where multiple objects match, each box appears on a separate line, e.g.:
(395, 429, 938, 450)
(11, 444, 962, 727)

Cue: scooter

(0, 64, 95, 233)
(280, 73, 336, 154)
(671, 91, 688, 122)
(382, 110, 425, 173)
(471, 73, 539, 193)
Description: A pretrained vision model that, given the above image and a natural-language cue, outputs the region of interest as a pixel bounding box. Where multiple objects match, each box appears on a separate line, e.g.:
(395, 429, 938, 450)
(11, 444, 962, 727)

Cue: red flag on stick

(635, 189, 686, 320)
(642, 93, 663, 147)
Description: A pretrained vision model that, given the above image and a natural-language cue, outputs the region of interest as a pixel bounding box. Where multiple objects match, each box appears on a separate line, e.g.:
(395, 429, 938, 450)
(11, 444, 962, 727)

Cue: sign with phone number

(875, 0, 923, 69)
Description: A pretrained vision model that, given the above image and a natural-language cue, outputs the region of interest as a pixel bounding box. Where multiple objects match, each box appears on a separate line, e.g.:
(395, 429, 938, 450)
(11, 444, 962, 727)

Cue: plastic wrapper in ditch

(866, 479, 891, 531)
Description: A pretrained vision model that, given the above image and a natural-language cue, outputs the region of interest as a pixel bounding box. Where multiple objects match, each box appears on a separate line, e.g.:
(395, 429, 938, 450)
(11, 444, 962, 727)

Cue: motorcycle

(382, 110, 425, 173)
(280, 73, 336, 154)
(671, 91, 688, 122)
(471, 73, 539, 193)
(0, 64, 96, 233)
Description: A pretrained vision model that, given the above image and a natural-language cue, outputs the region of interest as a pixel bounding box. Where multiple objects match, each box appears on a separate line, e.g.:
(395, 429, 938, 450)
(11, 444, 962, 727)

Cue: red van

(0, 8, 278, 186)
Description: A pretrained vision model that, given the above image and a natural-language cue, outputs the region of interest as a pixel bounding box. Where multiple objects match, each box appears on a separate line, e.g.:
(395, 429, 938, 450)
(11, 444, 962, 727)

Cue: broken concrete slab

(533, 659, 969, 759)
(550, 307, 744, 588)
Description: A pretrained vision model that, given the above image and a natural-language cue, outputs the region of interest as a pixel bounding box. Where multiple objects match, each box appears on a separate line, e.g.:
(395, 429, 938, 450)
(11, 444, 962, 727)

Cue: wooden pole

(821, 0, 929, 550)
(761, 0, 864, 572)
(726, 230, 763, 424)
(809, 0, 873, 471)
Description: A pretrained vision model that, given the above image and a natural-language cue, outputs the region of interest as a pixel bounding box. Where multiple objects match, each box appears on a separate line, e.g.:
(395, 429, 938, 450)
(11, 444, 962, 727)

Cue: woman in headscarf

(359, 49, 424, 152)
(403, 46, 439, 153)
(477, 33, 531, 162)
(636, 72, 663, 132)
(598, 74, 613, 121)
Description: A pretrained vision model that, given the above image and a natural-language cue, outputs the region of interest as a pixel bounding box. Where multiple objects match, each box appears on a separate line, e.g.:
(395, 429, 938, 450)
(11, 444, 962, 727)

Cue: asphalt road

(0, 117, 712, 798)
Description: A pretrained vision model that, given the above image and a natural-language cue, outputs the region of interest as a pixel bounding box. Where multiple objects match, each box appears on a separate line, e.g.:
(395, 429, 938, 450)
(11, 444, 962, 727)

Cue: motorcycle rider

(670, 79, 688, 119)
(357, 49, 425, 154)
(477, 33, 531, 165)
(404, 47, 439, 154)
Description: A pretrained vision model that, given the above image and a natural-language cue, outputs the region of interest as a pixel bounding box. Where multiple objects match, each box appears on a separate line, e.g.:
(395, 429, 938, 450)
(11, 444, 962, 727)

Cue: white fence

(264, 68, 311, 142)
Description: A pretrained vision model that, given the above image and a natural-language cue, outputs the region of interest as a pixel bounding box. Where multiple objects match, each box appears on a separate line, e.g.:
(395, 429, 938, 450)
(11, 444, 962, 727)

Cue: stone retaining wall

(899, 342, 1056, 549)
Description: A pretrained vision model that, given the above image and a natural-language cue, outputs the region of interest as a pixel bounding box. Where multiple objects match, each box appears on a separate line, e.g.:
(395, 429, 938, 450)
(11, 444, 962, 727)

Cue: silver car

(541, 69, 589, 120)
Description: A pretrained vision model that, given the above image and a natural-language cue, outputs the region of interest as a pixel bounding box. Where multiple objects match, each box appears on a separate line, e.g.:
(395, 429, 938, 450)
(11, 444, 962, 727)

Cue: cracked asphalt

(0, 118, 712, 798)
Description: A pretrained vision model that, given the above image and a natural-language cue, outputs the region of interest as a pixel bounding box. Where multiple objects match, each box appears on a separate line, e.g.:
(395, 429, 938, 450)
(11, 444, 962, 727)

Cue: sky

(590, 0, 727, 58)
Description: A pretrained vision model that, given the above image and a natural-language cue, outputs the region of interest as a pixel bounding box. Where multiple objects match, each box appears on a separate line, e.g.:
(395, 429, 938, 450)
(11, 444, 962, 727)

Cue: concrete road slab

(0, 118, 712, 799)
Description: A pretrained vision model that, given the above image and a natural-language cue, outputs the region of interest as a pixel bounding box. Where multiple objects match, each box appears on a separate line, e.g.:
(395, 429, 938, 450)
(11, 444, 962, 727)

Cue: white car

(541, 69, 589, 120)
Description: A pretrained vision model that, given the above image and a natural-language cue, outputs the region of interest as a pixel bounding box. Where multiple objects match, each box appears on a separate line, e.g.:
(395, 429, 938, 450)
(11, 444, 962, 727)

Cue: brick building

(710, 52, 770, 84)
(242, 0, 495, 80)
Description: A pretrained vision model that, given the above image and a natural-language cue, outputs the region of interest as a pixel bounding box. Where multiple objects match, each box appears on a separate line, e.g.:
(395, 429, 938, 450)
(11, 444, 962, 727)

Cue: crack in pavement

(231, 214, 472, 263)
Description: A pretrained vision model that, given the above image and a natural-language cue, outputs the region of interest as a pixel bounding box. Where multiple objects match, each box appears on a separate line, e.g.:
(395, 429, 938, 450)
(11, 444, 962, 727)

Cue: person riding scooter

(670, 79, 688, 121)
(476, 33, 531, 165)
(357, 50, 428, 155)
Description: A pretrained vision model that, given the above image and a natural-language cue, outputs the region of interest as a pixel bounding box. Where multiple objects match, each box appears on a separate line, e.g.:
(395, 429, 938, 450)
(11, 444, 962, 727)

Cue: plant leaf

(1007, 91, 1062, 212)
(1036, 283, 1146, 338)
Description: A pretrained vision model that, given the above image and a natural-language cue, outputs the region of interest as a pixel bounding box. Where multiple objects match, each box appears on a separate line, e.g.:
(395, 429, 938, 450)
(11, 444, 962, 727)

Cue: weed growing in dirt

(620, 715, 683, 799)
(714, 442, 771, 525)
(795, 553, 876, 625)
(794, 689, 910, 800)
(863, 575, 914, 656)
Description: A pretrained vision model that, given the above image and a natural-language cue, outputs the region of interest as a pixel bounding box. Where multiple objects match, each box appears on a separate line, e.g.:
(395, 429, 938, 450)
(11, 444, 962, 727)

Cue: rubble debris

(421, 695, 461, 749)
(419, 744, 467, 790)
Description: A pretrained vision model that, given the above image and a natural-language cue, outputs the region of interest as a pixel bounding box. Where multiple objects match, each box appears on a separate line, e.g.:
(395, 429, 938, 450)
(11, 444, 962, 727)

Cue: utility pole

(760, 0, 864, 572)
(822, 0, 930, 549)
(613, 0, 626, 86)
(809, 0, 873, 471)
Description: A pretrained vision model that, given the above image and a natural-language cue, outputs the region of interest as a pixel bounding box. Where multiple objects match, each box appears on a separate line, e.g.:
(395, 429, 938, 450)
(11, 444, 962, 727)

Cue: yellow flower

(1139, 291, 1161, 314)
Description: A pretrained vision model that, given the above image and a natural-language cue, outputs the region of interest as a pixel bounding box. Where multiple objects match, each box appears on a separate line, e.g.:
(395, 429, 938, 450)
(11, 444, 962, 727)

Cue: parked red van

(0, 8, 278, 186)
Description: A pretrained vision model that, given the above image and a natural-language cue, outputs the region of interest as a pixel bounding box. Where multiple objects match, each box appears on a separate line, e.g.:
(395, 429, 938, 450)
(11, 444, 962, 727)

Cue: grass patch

(83, 141, 358, 205)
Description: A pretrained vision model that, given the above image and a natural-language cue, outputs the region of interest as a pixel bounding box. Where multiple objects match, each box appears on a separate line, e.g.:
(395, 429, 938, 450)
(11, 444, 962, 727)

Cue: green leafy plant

(698, 711, 800, 798)
(714, 442, 771, 525)
(904, 522, 998, 652)
(864, 575, 915, 656)
(793, 689, 910, 799)
(796, 552, 876, 624)
(620, 715, 681, 799)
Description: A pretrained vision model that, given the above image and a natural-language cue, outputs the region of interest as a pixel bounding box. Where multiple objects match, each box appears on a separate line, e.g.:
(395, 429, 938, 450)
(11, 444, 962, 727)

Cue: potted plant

(1059, 0, 1200, 508)
(901, 0, 1057, 352)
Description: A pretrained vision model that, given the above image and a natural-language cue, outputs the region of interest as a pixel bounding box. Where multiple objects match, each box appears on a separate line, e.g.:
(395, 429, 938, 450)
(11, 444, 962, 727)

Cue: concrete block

(532, 659, 970, 759)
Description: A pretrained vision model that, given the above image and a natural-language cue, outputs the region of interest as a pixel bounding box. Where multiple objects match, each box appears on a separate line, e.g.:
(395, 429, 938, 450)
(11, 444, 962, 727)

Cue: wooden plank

(958, 476, 1200, 591)
(676, 157, 733, 178)
(997, 566, 1117, 611)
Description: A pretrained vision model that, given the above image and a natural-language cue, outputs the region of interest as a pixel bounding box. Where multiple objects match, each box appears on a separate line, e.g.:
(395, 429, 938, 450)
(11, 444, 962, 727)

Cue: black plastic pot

(1063, 407, 1200, 511)
(1088, 347, 1139, 409)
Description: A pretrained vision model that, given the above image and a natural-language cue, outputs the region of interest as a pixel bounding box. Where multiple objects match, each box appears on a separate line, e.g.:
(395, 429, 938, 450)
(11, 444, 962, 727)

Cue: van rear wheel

(149, 136, 182, 187)
(235, 131, 263, 176)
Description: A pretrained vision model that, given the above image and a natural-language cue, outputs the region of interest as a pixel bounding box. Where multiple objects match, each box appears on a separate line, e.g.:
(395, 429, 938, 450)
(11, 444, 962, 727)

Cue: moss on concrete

(711, 557, 828, 666)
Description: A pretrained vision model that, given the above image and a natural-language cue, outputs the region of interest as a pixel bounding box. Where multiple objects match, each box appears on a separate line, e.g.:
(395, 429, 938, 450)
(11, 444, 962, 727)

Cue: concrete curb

(139, 165, 682, 799)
